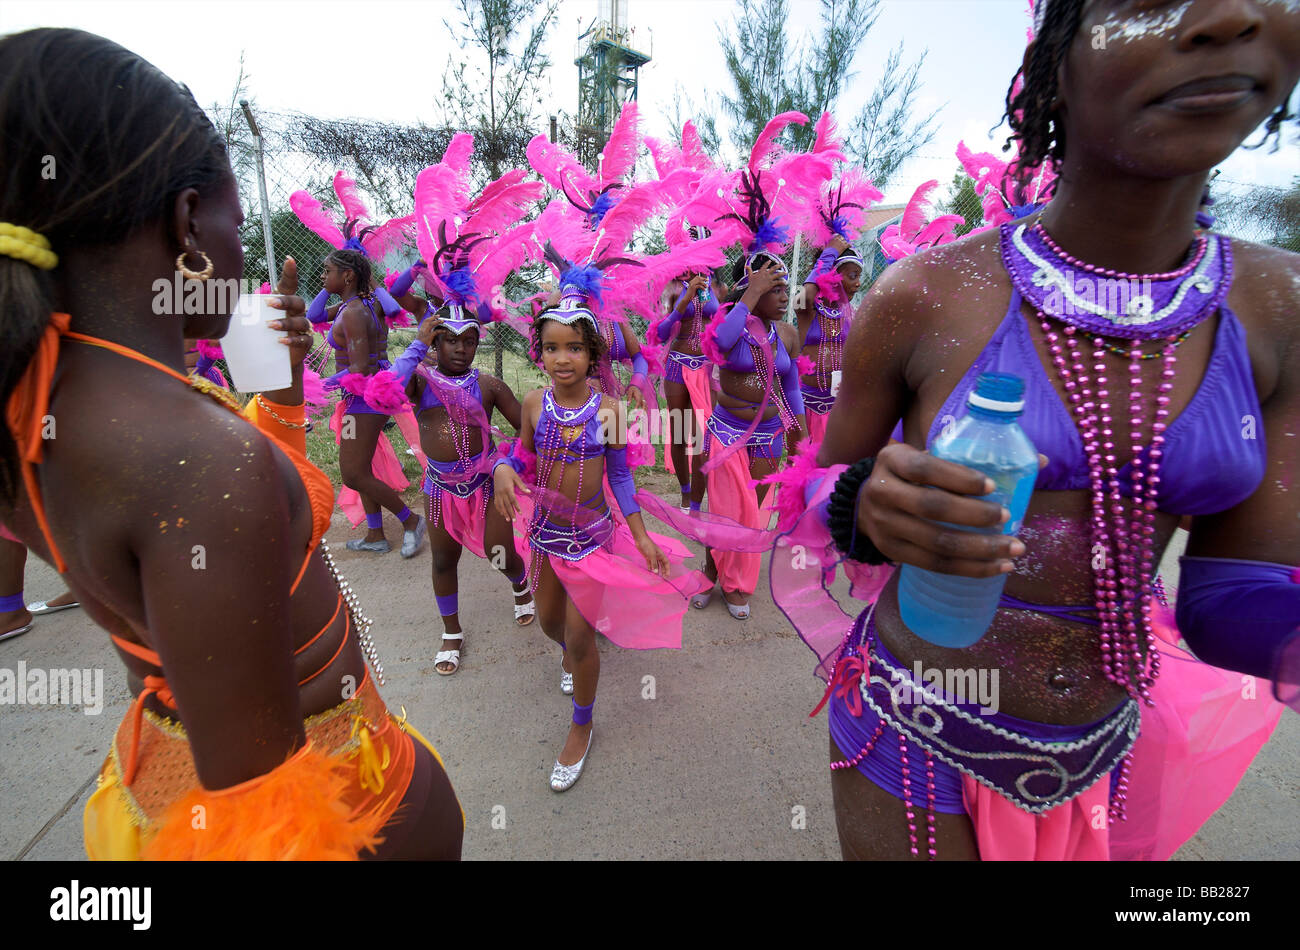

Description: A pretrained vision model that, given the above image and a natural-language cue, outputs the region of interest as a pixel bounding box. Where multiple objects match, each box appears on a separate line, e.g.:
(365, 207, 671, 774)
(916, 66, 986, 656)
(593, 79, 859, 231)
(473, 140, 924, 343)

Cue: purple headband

(544, 294, 599, 330)
(734, 250, 788, 290)
(835, 248, 863, 270)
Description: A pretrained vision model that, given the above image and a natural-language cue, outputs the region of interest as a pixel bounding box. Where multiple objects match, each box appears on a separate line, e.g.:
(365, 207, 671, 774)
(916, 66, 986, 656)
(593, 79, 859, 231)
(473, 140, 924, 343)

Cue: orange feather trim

(140, 744, 386, 861)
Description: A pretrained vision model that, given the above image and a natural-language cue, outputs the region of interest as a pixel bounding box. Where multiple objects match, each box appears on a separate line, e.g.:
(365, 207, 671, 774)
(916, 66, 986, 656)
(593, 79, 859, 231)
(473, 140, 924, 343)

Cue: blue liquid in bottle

(897, 373, 1039, 648)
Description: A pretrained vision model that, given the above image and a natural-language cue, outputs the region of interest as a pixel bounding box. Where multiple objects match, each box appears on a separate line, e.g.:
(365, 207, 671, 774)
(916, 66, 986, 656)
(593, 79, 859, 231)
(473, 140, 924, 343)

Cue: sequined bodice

(535, 388, 605, 474)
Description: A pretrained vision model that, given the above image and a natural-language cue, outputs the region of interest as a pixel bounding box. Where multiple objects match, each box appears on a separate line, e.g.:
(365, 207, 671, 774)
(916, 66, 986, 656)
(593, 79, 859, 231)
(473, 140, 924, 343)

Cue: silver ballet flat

(346, 538, 391, 553)
(560, 663, 574, 695)
(549, 730, 593, 792)
(400, 514, 426, 558)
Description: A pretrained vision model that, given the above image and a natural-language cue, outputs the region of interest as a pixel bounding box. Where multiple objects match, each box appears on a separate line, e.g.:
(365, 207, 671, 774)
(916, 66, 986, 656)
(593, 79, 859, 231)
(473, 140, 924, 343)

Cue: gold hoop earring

(176, 248, 214, 282)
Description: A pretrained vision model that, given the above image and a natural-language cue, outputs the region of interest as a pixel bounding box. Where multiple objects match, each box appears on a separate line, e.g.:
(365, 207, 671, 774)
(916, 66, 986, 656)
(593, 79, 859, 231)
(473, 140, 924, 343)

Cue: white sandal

(512, 582, 536, 626)
(560, 658, 574, 695)
(435, 632, 464, 676)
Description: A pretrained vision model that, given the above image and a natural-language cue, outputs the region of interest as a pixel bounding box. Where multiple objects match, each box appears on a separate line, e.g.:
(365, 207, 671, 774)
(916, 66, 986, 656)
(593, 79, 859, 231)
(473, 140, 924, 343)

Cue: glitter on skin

(1100, 0, 1193, 44)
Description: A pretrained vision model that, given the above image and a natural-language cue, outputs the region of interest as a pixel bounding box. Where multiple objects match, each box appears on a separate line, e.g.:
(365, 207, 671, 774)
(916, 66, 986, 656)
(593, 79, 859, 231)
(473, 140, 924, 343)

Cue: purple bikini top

(724, 324, 793, 375)
(924, 289, 1265, 517)
(803, 303, 847, 348)
(416, 367, 482, 415)
(328, 296, 383, 354)
(535, 388, 605, 464)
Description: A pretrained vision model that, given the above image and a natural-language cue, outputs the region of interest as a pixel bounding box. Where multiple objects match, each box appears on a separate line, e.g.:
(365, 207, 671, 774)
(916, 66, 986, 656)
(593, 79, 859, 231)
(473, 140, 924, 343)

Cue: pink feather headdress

(289, 171, 414, 260)
(411, 134, 544, 321)
(955, 140, 1056, 233)
(526, 101, 644, 231)
(878, 180, 966, 262)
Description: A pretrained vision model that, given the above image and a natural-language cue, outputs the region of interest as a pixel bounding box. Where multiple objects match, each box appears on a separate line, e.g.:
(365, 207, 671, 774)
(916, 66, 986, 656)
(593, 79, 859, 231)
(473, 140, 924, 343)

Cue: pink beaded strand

(829, 720, 886, 771)
(1033, 222, 1207, 281)
(899, 733, 919, 858)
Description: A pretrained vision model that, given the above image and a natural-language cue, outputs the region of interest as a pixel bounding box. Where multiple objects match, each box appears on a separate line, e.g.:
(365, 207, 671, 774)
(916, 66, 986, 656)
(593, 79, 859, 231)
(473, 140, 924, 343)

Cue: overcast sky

(2, 0, 1295, 205)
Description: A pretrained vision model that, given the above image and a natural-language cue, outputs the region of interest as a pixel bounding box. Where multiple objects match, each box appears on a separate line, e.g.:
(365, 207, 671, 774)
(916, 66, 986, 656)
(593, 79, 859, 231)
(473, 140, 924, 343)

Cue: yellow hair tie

(0, 223, 58, 270)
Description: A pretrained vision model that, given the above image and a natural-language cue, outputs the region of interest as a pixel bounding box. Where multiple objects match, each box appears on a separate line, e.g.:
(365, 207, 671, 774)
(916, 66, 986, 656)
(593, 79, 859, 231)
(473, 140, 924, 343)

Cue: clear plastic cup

(221, 294, 291, 392)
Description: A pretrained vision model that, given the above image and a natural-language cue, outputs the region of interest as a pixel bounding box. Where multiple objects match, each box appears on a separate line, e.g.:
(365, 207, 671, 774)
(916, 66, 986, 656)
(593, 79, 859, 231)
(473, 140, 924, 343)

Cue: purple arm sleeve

(372, 285, 402, 319)
(630, 352, 649, 379)
(493, 455, 525, 475)
(653, 291, 688, 343)
(307, 288, 330, 325)
(805, 246, 839, 284)
(390, 340, 429, 386)
(778, 344, 805, 417)
(714, 301, 750, 355)
(605, 445, 641, 517)
(390, 263, 421, 298)
(1176, 556, 1300, 679)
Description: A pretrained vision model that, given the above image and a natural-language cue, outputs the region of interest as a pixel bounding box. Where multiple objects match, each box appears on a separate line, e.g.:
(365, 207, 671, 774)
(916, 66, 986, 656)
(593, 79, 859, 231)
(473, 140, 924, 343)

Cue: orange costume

(6, 313, 460, 860)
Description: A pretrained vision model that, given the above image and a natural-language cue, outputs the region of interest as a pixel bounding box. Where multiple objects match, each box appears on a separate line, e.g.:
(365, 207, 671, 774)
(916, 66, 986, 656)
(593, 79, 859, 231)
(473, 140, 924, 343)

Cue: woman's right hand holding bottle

(858, 442, 1024, 578)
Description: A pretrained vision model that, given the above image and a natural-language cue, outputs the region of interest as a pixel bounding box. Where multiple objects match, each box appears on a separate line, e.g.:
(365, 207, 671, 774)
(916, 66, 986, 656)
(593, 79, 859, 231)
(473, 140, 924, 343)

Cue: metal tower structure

(574, 0, 651, 169)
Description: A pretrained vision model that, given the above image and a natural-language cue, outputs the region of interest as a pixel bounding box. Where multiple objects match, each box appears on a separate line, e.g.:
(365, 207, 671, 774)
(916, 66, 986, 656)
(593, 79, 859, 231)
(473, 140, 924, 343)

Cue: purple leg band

(571, 699, 594, 725)
(396, 505, 412, 523)
(507, 568, 526, 586)
(365, 512, 383, 530)
(435, 593, 458, 617)
(679, 482, 691, 494)
(0, 593, 25, 612)
(690, 501, 702, 512)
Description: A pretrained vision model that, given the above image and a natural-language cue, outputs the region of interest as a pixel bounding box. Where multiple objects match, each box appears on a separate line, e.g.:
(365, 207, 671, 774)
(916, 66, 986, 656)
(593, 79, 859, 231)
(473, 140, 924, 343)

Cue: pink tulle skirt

(330, 400, 412, 527)
(705, 431, 765, 595)
(805, 406, 829, 444)
(516, 494, 708, 650)
(961, 633, 1283, 861)
(428, 484, 490, 559)
(665, 361, 714, 481)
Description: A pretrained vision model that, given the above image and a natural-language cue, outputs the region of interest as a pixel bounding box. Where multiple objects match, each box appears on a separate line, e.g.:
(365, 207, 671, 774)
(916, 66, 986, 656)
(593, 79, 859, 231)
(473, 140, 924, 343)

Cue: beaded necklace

(811, 299, 847, 391)
(744, 323, 796, 429)
(530, 386, 603, 589)
(1001, 219, 1232, 824)
(424, 366, 478, 464)
(679, 280, 706, 350)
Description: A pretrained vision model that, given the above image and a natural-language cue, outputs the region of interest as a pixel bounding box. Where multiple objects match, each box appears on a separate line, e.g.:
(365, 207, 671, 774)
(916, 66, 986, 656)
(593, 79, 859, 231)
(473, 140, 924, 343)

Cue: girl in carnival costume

(0, 29, 462, 859)
(672, 112, 832, 619)
(645, 122, 729, 508)
(796, 114, 884, 445)
(384, 141, 544, 673)
(389, 312, 535, 674)
(773, 0, 1297, 860)
(492, 300, 708, 791)
(527, 104, 706, 446)
(291, 179, 425, 555)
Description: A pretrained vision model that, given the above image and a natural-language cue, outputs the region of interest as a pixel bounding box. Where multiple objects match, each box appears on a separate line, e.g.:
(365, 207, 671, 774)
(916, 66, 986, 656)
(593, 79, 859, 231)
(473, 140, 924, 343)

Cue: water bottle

(897, 372, 1038, 648)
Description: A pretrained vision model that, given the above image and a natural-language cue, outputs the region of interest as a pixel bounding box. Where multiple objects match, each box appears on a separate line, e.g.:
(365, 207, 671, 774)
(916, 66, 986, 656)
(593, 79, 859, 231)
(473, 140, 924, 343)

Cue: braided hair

(529, 312, 607, 377)
(326, 219, 375, 299)
(1004, 0, 1296, 183)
